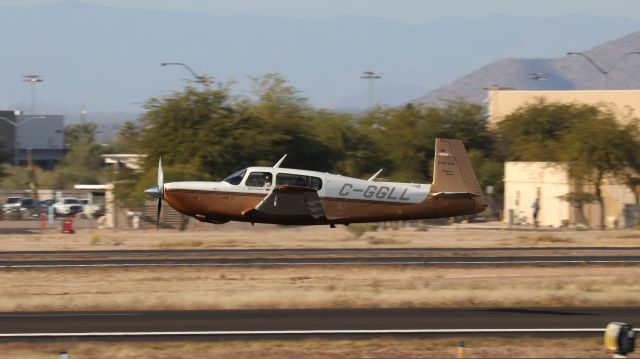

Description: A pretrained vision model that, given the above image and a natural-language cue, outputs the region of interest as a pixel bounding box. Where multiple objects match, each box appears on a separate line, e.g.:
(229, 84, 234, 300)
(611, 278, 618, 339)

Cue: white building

(490, 90, 640, 228)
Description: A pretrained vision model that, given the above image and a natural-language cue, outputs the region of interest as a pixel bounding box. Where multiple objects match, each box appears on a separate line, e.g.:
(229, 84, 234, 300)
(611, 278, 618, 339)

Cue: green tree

(115, 83, 275, 206)
(139, 84, 277, 179)
(117, 75, 503, 209)
(558, 191, 596, 225)
(42, 122, 110, 188)
(356, 100, 501, 191)
(558, 112, 640, 229)
(497, 101, 640, 228)
(110, 121, 141, 153)
(496, 99, 593, 160)
(0, 138, 7, 181)
(65, 122, 99, 145)
(246, 74, 348, 171)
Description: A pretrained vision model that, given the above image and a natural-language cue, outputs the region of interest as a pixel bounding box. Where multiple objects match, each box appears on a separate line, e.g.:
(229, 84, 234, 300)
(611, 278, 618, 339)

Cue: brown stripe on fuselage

(164, 189, 483, 225)
(164, 189, 265, 221)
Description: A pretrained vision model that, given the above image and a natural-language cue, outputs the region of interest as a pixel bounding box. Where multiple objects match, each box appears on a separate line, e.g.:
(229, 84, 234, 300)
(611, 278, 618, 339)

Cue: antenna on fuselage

(368, 169, 383, 182)
(273, 154, 287, 168)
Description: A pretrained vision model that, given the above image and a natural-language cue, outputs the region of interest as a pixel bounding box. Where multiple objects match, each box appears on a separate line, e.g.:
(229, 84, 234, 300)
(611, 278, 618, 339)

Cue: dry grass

(366, 237, 409, 245)
(515, 234, 574, 244)
(4, 223, 640, 251)
(0, 265, 639, 311)
(156, 240, 205, 248)
(617, 233, 640, 239)
(0, 337, 615, 358)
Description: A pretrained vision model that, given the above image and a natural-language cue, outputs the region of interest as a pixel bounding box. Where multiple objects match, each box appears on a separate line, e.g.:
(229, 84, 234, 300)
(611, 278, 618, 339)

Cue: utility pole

(161, 62, 209, 89)
(22, 74, 44, 114)
(80, 105, 87, 124)
(361, 71, 382, 108)
(566, 52, 640, 89)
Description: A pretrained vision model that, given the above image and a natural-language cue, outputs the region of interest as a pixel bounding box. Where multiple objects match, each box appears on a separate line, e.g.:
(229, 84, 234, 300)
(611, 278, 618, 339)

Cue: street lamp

(528, 72, 547, 81)
(80, 105, 88, 124)
(0, 115, 46, 166)
(161, 62, 209, 88)
(361, 71, 382, 108)
(566, 51, 640, 89)
(22, 74, 44, 114)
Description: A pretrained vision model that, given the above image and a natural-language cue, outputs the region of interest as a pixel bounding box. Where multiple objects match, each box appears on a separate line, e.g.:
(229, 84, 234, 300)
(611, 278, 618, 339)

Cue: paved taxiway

(0, 308, 637, 337)
(1, 247, 640, 267)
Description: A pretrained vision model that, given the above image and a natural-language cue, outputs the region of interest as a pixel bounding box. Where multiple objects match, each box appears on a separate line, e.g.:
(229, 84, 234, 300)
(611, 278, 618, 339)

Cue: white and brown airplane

(145, 138, 487, 227)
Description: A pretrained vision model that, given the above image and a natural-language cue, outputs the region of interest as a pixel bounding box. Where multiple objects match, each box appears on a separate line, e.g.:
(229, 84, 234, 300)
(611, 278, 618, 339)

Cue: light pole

(361, 71, 382, 108)
(0, 115, 46, 166)
(22, 74, 44, 114)
(80, 105, 88, 124)
(566, 51, 640, 89)
(528, 72, 547, 81)
(161, 62, 209, 88)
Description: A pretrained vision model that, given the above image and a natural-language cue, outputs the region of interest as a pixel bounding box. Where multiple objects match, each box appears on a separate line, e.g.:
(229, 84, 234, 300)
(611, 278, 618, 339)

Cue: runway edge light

(604, 322, 635, 357)
(457, 340, 465, 358)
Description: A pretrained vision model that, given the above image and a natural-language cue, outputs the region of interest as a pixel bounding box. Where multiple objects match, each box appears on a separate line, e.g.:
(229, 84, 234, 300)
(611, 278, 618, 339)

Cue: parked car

(2, 197, 37, 217)
(52, 197, 84, 217)
(77, 199, 104, 218)
(2, 197, 23, 212)
(38, 199, 56, 215)
(4, 197, 35, 211)
(17, 198, 36, 213)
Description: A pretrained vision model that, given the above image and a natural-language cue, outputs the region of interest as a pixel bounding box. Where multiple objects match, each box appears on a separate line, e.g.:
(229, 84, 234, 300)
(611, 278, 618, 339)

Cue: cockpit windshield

(222, 169, 246, 185)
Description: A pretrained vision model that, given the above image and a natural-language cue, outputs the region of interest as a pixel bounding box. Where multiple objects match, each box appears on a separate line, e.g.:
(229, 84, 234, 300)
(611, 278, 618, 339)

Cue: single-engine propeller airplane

(144, 138, 487, 227)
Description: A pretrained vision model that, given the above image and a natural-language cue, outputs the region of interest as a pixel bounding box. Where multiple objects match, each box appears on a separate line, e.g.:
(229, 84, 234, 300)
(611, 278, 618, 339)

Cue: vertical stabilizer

(430, 138, 484, 197)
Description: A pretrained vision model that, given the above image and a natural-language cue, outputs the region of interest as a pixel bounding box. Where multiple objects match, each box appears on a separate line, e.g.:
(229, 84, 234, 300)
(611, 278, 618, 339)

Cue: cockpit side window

(245, 172, 273, 187)
(223, 169, 246, 185)
(276, 173, 323, 190)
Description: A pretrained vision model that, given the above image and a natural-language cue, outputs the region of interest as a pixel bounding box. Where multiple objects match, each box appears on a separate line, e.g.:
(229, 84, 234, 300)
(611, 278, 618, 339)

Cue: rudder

(430, 138, 484, 197)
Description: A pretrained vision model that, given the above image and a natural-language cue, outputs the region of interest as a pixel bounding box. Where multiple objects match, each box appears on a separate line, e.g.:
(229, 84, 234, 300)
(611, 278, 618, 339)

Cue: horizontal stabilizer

(430, 192, 481, 199)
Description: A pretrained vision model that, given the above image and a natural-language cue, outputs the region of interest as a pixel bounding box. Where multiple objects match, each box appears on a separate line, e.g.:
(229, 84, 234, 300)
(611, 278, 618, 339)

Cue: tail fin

(430, 138, 484, 198)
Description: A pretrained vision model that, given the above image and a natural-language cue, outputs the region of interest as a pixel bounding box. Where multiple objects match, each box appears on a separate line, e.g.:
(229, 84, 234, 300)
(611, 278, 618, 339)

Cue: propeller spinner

(144, 158, 164, 230)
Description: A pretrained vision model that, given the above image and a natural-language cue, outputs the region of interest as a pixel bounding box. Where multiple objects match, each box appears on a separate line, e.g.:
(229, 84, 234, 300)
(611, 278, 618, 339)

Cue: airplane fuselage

(162, 166, 485, 225)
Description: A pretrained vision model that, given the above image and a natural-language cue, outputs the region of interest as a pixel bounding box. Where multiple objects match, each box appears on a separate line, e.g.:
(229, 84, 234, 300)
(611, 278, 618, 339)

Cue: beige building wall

(599, 181, 636, 227)
(487, 90, 640, 125)
(493, 90, 640, 227)
(504, 162, 572, 227)
(504, 162, 635, 228)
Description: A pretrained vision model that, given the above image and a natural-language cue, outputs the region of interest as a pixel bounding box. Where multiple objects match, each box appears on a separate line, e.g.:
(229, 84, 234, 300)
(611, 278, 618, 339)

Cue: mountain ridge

(1, 1, 639, 113)
(415, 31, 640, 105)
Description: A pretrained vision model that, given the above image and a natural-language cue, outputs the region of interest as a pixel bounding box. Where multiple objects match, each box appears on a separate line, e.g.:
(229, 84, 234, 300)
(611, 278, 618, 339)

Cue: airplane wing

(430, 192, 481, 199)
(252, 185, 326, 219)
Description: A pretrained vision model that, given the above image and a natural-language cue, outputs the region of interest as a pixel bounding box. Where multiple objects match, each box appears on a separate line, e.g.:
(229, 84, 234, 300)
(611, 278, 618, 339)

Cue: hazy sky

(2, 0, 640, 23)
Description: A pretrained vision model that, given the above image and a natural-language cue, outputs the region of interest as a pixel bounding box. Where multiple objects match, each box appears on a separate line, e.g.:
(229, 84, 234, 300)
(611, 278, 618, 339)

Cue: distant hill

(0, 2, 639, 113)
(415, 31, 640, 104)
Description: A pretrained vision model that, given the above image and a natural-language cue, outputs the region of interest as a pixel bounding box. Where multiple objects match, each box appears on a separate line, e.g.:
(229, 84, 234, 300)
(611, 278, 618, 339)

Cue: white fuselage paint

(164, 166, 430, 204)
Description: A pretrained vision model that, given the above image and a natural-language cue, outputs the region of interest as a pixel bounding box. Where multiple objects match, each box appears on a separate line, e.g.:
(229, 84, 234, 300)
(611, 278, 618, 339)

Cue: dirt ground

(0, 337, 625, 359)
(1, 223, 638, 358)
(1, 221, 640, 251)
(1, 264, 638, 311)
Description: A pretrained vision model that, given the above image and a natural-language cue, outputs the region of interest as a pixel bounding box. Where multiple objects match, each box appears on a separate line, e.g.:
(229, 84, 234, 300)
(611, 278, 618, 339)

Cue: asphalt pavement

(1, 247, 640, 267)
(0, 308, 636, 337)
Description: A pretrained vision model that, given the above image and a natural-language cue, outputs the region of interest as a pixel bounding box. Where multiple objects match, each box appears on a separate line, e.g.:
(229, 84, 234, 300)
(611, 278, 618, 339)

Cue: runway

(0, 247, 639, 268)
(5, 247, 640, 256)
(0, 308, 636, 338)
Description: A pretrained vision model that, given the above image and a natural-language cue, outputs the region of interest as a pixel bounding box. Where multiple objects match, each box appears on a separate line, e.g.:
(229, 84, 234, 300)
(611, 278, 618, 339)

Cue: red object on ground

(62, 216, 75, 234)
(40, 212, 47, 230)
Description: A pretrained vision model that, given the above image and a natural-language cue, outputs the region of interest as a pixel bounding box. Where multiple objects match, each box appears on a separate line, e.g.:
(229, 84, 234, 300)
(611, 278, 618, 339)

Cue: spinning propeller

(144, 158, 164, 230)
